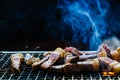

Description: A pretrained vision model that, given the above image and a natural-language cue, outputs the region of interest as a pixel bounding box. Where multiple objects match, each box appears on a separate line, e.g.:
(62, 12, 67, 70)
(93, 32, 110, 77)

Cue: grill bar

(0, 51, 48, 53)
(17, 65, 26, 80)
(44, 73, 48, 80)
(118, 76, 120, 79)
(81, 74, 83, 80)
(90, 73, 92, 80)
(99, 73, 102, 80)
(53, 75, 56, 80)
(0, 51, 120, 80)
(0, 51, 97, 53)
(0, 67, 10, 79)
(8, 74, 13, 80)
(72, 75, 74, 80)
(35, 70, 40, 80)
(1, 56, 10, 68)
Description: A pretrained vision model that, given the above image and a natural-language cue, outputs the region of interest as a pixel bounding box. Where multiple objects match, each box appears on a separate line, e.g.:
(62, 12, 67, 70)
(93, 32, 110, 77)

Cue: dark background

(0, 0, 120, 50)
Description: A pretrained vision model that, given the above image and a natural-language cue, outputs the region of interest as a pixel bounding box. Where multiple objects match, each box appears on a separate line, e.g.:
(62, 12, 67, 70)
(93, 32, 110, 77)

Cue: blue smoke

(57, 0, 111, 50)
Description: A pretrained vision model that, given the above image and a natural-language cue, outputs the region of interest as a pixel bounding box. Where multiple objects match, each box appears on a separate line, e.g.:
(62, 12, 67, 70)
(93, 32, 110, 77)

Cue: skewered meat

(11, 53, 24, 74)
(63, 45, 107, 64)
(64, 47, 98, 63)
(50, 58, 99, 74)
(64, 44, 108, 57)
(25, 53, 40, 66)
(64, 50, 107, 63)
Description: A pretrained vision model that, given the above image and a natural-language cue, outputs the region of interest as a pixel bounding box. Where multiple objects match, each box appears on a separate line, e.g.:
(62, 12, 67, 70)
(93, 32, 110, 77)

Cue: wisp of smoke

(57, 0, 111, 50)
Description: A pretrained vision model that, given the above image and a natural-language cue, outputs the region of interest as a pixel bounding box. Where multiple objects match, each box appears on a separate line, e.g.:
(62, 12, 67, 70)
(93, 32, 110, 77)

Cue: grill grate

(0, 51, 120, 80)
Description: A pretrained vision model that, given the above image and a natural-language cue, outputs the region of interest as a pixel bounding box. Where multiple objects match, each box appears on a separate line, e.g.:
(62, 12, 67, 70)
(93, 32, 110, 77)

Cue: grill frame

(0, 51, 120, 80)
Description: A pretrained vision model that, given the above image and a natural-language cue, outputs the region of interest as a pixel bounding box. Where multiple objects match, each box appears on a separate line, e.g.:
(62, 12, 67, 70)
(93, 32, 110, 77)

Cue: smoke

(57, 0, 111, 50)
(0, 0, 120, 50)
(103, 36, 120, 50)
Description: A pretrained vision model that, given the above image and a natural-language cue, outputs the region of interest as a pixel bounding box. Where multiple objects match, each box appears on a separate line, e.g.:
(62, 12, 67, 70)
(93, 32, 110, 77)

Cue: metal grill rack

(0, 51, 120, 80)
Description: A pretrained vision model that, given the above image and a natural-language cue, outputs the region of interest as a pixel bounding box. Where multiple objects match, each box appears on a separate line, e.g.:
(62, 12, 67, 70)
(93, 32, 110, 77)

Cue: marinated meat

(43, 47, 65, 58)
(113, 63, 120, 74)
(41, 48, 65, 70)
(98, 57, 120, 74)
(11, 53, 24, 74)
(64, 52, 79, 63)
(64, 47, 83, 56)
(10, 45, 120, 74)
(50, 58, 99, 74)
(110, 47, 120, 61)
(25, 53, 40, 66)
(54, 47, 65, 58)
(98, 44, 111, 54)
(41, 52, 60, 70)
(64, 50, 107, 63)
(32, 54, 50, 70)
(97, 50, 107, 57)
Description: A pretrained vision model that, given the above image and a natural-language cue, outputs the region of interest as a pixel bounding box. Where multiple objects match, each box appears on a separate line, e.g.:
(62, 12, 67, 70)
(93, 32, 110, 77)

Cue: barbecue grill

(0, 51, 120, 80)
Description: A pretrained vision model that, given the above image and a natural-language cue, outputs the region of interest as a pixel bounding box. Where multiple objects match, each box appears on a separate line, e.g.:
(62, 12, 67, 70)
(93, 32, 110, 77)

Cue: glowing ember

(102, 72, 115, 76)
